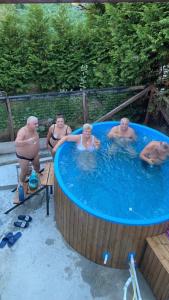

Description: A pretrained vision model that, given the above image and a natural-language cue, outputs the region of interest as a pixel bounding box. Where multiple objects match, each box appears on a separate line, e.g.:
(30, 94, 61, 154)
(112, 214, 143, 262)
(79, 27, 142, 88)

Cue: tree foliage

(0, 3, 168, 94)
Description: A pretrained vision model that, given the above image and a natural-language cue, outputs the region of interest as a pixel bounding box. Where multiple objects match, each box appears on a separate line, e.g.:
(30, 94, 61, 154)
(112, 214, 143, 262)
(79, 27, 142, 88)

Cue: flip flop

(14, 221, 29, 228)
(0, 232, 13, 249)
(7, 232, 22, 248)
(18, 215, 32, 222)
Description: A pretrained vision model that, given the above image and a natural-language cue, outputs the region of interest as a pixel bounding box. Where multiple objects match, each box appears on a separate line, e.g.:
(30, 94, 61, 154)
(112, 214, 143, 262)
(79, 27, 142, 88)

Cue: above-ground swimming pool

(54, 122, 169, 268)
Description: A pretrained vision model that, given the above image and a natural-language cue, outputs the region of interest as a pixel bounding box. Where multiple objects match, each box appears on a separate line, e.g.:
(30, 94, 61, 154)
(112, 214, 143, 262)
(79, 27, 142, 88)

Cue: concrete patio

(0, 143, 155, 300)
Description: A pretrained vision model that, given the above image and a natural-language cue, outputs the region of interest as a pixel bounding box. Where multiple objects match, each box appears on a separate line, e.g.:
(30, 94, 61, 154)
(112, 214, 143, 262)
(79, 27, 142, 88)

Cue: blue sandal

(7, 232, 22, 247)
(0, 232, 13, 248)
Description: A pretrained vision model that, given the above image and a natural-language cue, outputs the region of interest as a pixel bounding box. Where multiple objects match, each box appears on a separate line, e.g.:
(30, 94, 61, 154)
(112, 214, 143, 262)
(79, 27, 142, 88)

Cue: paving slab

(0, 164, 17, 189)
(0, 169, 155, 300)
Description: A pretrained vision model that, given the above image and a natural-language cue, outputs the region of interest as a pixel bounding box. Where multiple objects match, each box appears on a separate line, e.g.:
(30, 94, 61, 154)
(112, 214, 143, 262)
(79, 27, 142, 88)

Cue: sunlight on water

(57, 123, 169, 222)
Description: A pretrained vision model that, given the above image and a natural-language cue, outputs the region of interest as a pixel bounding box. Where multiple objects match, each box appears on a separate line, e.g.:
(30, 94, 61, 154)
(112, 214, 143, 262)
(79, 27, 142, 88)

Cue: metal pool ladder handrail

(123, 253, 142, 300)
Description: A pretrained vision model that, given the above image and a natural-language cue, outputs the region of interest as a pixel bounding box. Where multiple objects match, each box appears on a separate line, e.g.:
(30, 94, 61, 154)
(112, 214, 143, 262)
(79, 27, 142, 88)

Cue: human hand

(52, 145, 58, 155)
(31, 139, 36, 145)
(26, 137, 36, 145)
(113, 132, 120, 138)
(95, 140, 100, 149)
(148, 158, 156, 165)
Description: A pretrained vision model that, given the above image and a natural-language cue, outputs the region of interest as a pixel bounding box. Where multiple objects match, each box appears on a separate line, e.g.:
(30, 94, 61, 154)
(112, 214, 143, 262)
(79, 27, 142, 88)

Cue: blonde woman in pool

(53, 123, 100, 171)
(53, 123, 100, 153)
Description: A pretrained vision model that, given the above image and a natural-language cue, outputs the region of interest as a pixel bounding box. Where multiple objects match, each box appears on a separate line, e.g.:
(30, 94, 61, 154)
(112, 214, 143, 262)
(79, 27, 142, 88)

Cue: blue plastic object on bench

(28, 170, 39, 190)
(18, 184, 25, 202)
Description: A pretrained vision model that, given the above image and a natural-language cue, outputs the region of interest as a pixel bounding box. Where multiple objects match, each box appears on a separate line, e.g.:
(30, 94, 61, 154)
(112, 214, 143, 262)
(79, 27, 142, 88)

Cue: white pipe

(123, 277, 132, 300)
(103, 253, 109, 264)
(130, 254, 142, 300)
(123, 254, 142, 300)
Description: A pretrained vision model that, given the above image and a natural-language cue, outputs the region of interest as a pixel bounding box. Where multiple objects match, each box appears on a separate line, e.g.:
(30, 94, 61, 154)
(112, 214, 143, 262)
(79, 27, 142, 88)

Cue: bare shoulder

(16, 126, 26, 138)
(108, 125, 119, 138)
(148, 141, 158, 147)
(143, 141, 157, 151)
(109, 125, 118, 133)
(130, 127, 136, 137)
(112, 125, 119, 131)
(130, 127, 135, 133)
(49, 124, 55, 131)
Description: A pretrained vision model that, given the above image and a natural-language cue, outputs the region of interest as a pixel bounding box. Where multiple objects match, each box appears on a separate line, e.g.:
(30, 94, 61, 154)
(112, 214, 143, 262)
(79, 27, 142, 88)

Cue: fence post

(6, 96, 15, 141)
(143, 85, 157, 124)
(82, 91, 88, 123)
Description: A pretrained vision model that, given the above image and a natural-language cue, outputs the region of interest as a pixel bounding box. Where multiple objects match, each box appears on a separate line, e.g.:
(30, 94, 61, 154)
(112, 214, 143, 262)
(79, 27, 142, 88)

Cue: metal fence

(0, 86, 148, 141)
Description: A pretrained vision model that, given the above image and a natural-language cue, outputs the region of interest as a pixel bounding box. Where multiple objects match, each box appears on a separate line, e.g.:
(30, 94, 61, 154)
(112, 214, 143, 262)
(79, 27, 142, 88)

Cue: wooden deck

(40, 162, 54, 187)
(140, 233, 169, 300)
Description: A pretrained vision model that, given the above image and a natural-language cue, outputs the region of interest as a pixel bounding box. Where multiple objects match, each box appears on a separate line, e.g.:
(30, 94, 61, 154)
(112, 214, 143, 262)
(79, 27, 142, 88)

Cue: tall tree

(0, 8, 27, 93)
(25, 5, 51, 92)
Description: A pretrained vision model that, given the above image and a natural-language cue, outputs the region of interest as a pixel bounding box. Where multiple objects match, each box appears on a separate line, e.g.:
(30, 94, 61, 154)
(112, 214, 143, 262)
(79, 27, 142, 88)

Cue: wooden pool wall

(55, 179, 169, 269)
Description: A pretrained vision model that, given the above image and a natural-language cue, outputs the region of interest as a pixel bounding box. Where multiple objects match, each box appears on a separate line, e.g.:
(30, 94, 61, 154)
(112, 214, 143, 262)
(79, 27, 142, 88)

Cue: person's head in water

(27, 116, 38, 130)
(83, 124, 93, 138)
(158, 142, 169, 153)
(56, 114, 65, 128)
(120, 118, 129, 132)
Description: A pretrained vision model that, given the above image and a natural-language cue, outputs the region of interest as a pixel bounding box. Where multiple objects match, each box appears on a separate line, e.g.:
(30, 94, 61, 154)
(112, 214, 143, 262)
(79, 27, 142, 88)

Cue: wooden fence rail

(95, 86, 151, 122)
(0, 85, 147, 141)
(0, 86, 145, 102)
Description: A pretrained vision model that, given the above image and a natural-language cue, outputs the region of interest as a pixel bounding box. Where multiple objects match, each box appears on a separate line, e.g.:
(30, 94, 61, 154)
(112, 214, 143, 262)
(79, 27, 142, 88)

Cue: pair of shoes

(14, 215, 32, 229)
(0, 232, 22, 248)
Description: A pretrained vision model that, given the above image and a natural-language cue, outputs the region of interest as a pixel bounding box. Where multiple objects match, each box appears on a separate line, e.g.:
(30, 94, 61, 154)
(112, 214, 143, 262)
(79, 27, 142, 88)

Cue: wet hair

(83, 123, 92, 131)
(27, 116, 38, 124)
(161, 142, 169, 151)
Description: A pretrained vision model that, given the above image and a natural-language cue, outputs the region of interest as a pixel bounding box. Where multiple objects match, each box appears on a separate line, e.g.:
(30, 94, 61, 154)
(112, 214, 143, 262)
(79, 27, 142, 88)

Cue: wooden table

(5, 162, 54, 216)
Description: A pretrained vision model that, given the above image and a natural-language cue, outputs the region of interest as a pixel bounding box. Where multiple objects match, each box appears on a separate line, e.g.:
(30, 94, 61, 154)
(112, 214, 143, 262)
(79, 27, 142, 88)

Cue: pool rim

(54, 121, 169, 226)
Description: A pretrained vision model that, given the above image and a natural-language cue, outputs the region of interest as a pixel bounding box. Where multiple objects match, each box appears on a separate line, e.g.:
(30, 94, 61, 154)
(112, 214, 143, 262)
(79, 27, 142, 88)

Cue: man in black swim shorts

(15, 116, 40, 184)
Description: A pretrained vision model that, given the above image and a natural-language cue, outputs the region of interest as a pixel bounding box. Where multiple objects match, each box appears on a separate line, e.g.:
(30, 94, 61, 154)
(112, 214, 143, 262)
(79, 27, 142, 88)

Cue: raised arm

(131, 128, 137, 141)
(52, 134, 80, 154)
(107, 127, 118, 139)
(67, 126, 72, 135)
(46, 125, 54, 148)
(94, 137, 101, 149)
(140, 143, 155, 164)
(15, 128, 34, 147)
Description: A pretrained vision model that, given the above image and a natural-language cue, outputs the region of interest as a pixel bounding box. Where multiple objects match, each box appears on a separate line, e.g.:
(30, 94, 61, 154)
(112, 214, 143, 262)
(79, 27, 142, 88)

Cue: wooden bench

(5, 162, 54, 216)
(140, 233, 169, 300)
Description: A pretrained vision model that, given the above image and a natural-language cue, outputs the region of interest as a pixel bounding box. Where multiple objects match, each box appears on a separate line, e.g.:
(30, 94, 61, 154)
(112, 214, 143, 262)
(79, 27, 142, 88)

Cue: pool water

(55, 122, 169, 225)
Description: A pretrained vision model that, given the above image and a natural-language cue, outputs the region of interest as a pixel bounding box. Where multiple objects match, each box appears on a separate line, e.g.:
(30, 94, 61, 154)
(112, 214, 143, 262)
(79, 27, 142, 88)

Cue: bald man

(140, 141, 169, 165)
(107, 118, 137, 157)
(15, 116, 40, 184)
(108, 118, 136, 140)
